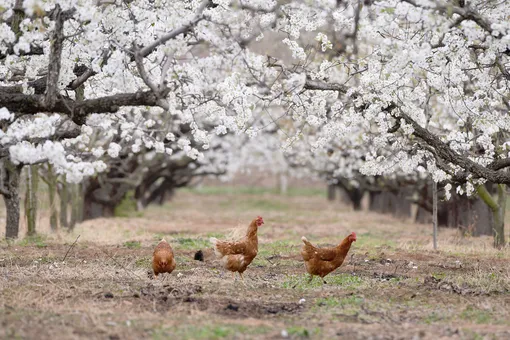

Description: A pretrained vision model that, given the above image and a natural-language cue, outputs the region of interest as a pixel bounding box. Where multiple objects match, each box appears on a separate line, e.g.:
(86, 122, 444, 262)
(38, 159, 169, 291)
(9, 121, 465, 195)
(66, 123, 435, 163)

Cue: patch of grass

(153, 324, 269, 340)
(182, 185, 325, 197)
(423, 312, 443, 324)
(315, 295, 363, 308)
(286, 326, 321, 338)
(205, 232, 224, 239)
(219, 198, 290, 211)
(460, 306, 493, 324)
(431, 272, 446, 280)
(450, 269, 510, 293)
(135, 257, 151, 268)
(123, 241, 141, 249)
(355, 231, 396, 248)
(115, 191, 143, 218)
(282, 273, 364, 290)
(174, 237, 211, 250)
(18, 235, 47, 248)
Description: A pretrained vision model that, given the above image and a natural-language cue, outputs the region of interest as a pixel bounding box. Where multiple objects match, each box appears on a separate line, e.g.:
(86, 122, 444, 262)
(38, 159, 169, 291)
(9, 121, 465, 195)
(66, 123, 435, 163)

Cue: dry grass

(1, 188, 510, 339)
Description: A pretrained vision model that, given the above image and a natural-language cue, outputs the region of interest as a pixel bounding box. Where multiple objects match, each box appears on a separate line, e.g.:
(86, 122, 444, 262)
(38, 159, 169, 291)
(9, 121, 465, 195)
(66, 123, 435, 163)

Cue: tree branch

(0, 90, 170, 125)
(304, 79, 348, 93)
(397, 109, 510, 184)
(138, 0, 209, 58)
(44, 5, 66, 107)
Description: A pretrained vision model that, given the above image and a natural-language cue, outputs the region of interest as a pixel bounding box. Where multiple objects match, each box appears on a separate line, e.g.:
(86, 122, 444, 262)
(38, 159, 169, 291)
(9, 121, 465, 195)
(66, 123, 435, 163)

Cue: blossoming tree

(1, 0, 510, 248)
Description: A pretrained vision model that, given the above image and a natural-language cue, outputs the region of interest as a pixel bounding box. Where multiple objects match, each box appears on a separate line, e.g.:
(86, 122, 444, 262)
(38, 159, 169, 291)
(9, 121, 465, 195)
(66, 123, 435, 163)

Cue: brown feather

(301, 234, 355, 279)
(211, 217, 262, 274)
(152, 239, 176, 276)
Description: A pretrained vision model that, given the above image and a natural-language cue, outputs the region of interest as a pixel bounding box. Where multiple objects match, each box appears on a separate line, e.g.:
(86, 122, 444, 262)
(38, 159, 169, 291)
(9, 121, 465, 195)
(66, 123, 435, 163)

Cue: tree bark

(327, 184, 336, 201)
(82, 179, 129, 220)
(493, 184, 506, 248)
(69, 184, 78, 231)
(58, 179, 69, 230)
(46, 164, 59, 231)
(477, 184, 506, 248)
(1, 159, 22, 239)
(25, 165, 39, 236)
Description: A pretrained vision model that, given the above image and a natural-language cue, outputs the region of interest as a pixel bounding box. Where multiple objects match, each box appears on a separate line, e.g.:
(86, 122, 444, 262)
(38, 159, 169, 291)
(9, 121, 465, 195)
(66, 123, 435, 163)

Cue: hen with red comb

(300, 232, 357, 284)
(209, 216, 264, 284)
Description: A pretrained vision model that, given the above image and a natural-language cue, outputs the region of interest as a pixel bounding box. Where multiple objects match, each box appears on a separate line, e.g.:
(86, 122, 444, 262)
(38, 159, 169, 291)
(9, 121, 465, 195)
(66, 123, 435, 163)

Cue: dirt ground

(1, 187, 510, 339)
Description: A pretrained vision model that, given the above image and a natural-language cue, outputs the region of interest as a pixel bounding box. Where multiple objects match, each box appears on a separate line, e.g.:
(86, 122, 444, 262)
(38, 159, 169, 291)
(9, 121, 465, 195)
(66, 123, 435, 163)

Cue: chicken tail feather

(301, 236, 312, 246)
(209, 237, 223, 258)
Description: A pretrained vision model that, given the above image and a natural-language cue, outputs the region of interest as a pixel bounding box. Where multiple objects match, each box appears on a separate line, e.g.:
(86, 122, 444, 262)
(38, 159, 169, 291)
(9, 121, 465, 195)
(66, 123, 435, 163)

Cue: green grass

(123, 241, 141, 249)
(173, 237, 211, 250)
(152, 324, 270, 340)
(423, 311, 447, 324)
(181, 185, 325, 197)
(285, 326, 321, 338)
(18, 235, 47, 248)
(135, 257, 151, 268)
(115, 191, 143, 218)
(282, 273, 364, 290)
(460, 306, 493, 324)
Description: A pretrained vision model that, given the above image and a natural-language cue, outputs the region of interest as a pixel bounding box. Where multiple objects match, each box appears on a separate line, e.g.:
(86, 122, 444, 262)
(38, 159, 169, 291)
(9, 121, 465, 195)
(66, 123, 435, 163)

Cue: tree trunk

(394, 189, 411, 218)
(25, 165, 39, 236)
(82, 179, 127, 220)
(327, 184, 336, 201)
(76, 182, 84, 223)
(348, 187, 363, 211)
(83, 199, 115, 219)
(478, 184, 506, 248)
(369, 191, 382, 212)
(69, 184, 78, 231)
(69, 183, 84, 229)
(58, 180, 69, 230)
(1, 159, 23, 239)
(278, 172, 288, 195)
(493, 184, 506, 248)
(46, 164, 58, 231)
(415, 206, 432, 224)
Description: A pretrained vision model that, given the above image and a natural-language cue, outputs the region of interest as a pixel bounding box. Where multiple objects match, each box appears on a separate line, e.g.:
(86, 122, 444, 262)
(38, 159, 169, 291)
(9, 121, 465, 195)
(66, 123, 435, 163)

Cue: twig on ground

(62, 235, 80, 262)
(97, 246, 144, 281)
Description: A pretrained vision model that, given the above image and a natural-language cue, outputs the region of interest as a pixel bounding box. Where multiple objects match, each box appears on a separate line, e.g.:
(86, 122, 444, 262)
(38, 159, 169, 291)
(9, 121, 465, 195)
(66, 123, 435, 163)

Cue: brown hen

(152, 239, 176, 278)
(301, 232, 356, 283)
(210, 216, 264, 282)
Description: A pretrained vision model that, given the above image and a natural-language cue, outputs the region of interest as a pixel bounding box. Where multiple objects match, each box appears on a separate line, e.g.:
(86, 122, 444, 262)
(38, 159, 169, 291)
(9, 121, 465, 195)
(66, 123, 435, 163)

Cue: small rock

(298, 298, 306, 304)
(177, 272, 183, 278)
(281, 330, 289, 338)
(104, 292, 114, 299)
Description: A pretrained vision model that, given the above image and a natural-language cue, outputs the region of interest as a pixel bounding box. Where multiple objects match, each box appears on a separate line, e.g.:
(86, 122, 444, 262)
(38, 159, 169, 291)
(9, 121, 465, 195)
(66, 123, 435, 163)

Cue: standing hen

(301, 232, 356, 283)
(210, 216, 264, 282)
(152, 239, 176, 278)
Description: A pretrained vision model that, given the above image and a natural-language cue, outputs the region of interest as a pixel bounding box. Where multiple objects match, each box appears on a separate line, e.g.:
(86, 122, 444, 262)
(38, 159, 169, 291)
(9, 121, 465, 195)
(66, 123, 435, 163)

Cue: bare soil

(1, 188, 510, 339)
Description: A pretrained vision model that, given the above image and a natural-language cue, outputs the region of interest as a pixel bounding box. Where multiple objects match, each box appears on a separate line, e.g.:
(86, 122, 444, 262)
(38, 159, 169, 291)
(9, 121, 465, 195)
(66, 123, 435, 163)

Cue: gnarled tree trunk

(1, 159, 23, 239)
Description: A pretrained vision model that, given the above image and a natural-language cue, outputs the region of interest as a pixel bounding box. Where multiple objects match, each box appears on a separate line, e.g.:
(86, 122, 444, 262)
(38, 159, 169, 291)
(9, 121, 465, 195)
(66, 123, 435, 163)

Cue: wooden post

(432, 181, 438, 250)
